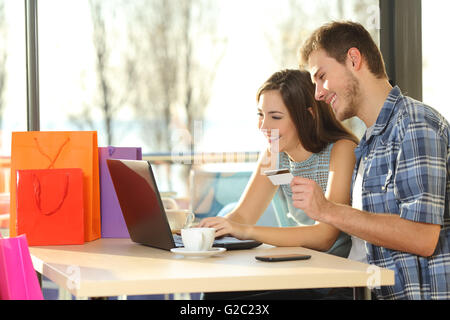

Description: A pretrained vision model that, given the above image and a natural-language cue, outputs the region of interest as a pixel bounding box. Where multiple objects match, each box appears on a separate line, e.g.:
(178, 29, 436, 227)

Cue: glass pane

(204, 0, 378, 152)
(0, 1, 27, 186)
(1, 0, 28, 147)
(0, 0, 27, 235)
(422, 0, 450, 121)
(37, 0, 379, 198)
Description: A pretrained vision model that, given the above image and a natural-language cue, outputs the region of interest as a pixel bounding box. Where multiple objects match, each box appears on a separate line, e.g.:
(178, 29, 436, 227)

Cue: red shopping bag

(16, 168, 84, 246)
(0, 234, 44, 300)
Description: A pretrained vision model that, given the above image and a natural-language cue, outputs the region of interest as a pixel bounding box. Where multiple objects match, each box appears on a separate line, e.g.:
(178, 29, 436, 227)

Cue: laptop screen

(106, 159, 176, 250)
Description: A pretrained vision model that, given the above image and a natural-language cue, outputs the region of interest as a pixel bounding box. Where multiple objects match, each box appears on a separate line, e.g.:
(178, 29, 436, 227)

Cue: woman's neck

(285, 145, 313, 163)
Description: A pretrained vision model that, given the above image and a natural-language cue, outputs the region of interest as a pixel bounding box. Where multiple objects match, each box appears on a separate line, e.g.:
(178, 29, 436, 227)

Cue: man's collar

(368, 86, 402, 138)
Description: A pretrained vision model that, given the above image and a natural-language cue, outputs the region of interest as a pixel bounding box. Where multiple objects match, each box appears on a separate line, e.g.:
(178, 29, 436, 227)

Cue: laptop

(106, 159, 262, 251)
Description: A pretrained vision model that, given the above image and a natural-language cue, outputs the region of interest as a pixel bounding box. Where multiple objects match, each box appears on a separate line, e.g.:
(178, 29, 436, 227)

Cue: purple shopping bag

(99, 146, 142, 238)
(0, 234, 44, 300)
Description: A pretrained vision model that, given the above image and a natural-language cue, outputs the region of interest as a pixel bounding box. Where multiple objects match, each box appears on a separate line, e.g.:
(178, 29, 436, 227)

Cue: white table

(30, 238, 394, 299)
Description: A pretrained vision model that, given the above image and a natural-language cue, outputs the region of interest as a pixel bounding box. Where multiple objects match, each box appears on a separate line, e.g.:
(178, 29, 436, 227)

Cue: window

(0, 1, 27, 193)
(422, 0, 450, 121)
(34, 0, 379, 197)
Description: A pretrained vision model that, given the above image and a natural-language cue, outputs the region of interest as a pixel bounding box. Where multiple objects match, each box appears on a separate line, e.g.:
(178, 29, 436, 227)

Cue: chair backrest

(189, 164, 280, 227)
(271, 188, 291, 227)
(190, 167, 253, 218)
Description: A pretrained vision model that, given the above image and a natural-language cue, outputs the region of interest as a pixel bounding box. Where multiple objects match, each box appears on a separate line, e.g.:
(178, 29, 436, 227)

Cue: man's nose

(315, 84, 325, 101)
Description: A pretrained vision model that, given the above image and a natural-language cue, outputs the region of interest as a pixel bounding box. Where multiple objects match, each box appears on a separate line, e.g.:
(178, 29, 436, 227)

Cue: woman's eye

(272, 116, 282, 120)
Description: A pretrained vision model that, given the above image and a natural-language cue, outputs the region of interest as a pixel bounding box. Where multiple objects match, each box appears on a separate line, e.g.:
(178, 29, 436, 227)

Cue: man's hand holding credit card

(264, 169, 294, 185)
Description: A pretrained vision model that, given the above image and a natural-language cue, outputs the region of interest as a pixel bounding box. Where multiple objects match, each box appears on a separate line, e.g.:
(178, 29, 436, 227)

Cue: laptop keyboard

(173, 234, 250, 247)
(173, 234, 184, 247)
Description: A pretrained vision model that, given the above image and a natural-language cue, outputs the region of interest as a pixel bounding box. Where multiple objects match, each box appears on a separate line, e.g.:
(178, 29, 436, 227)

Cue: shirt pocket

(362, 170, 397, 213)
(363, 170, 393, 193)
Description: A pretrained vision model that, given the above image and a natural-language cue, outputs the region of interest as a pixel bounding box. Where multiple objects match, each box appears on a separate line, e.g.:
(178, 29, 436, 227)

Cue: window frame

(379, 0, 422, 101)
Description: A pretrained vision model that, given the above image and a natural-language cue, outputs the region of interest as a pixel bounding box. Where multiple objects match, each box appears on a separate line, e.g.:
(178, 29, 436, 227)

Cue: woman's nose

(259, 119, 271, 133)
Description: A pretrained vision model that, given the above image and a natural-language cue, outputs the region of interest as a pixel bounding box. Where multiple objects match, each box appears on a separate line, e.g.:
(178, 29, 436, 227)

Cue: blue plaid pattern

(353, 86, 450, 300)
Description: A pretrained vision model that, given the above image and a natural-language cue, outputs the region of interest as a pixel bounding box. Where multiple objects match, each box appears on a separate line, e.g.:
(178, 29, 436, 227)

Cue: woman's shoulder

(331, 138, 358, 153)
(329, 139, 358, 162)
(325, 139, 358, 178)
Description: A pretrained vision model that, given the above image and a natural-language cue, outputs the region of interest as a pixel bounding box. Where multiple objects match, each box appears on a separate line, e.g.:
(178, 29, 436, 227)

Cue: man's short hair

(299, 21, 388, 79)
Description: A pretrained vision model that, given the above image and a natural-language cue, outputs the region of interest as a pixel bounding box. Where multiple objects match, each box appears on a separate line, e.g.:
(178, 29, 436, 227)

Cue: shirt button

(381, 186, 386, 191)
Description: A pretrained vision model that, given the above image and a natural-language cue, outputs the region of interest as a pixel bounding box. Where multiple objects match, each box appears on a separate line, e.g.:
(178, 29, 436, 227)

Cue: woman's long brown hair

(257, 69, 359, 153)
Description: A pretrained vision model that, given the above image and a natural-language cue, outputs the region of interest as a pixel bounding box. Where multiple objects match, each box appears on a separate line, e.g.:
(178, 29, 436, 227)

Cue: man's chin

(336, 112, 347, 122)
(335, 107, 355, 122)
(332, 108, 344, 121)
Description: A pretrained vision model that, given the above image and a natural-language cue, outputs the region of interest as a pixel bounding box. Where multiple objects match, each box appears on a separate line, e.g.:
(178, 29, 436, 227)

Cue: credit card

(264, 169, 293, 185)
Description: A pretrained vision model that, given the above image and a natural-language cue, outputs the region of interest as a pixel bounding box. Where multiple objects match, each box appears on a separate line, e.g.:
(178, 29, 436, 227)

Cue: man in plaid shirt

(293, 21, 449, 299)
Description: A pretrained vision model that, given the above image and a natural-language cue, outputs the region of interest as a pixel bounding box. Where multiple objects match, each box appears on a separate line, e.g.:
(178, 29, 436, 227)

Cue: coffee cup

(166, 209, 195, 233)
(161, 197, 178, 210)
(181, 228, 215, 251)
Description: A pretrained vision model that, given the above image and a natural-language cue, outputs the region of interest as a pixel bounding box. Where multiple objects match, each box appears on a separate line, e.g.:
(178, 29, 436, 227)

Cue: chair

(190, 164, 278, 226)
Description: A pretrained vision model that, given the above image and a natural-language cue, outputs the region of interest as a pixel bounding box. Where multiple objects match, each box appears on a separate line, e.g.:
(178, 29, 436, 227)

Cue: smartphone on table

(255, 254, 311, 262)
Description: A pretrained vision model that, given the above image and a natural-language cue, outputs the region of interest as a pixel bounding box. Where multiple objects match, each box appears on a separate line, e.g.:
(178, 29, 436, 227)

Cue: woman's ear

(307, 107, 315, 119)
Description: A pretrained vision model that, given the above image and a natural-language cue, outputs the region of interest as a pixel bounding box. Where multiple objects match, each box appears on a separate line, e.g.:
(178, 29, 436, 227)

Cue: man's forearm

(323, 202, 441, 257)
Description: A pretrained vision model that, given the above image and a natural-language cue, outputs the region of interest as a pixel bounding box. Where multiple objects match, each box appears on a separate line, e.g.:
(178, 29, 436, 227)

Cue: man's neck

(357, 79, 393, 128)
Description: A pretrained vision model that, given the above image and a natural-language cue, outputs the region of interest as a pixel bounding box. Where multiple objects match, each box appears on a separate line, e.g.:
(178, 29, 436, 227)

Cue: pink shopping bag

(0, 234, 44, 300)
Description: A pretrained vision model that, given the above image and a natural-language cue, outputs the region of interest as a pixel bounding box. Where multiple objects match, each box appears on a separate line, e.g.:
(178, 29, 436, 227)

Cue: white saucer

(170, 247, 226, 258)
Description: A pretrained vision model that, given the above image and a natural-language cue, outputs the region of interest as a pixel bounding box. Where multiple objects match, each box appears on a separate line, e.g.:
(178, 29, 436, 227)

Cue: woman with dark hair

(200, 69, 358, 259)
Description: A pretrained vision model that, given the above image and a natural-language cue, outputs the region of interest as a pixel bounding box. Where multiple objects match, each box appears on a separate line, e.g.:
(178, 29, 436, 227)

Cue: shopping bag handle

(33, 137, 70, 169)
(32, 173, 69, 216)
(108, 146, 116, 156)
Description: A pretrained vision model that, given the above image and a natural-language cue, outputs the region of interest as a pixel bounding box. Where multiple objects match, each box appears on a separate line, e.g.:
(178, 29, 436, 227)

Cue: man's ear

(347, 47, 362, 70)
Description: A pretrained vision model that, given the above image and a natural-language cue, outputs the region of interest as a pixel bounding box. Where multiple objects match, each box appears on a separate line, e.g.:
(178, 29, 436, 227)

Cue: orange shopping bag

(10, 131, 100, 242)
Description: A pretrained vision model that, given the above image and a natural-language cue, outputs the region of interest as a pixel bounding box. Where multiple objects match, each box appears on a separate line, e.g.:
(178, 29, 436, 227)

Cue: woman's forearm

(246, 223, 338, 251)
